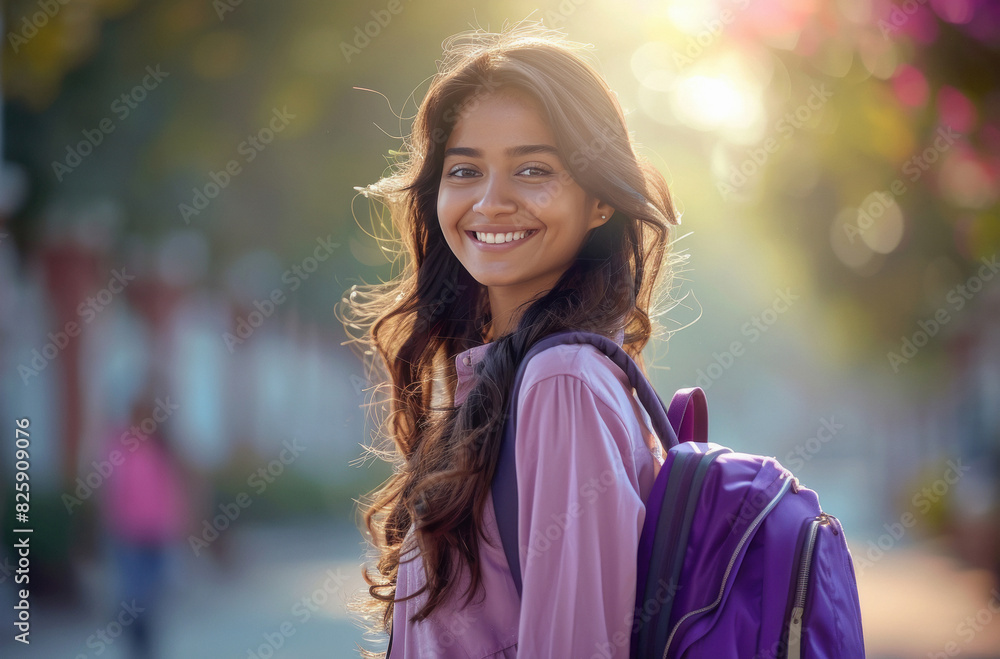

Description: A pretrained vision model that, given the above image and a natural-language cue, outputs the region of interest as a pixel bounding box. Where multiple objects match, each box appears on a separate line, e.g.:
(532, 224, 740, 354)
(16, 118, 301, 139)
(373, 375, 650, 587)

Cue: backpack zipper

(661, 475, 794, 659)
(786, 513, 830, 659)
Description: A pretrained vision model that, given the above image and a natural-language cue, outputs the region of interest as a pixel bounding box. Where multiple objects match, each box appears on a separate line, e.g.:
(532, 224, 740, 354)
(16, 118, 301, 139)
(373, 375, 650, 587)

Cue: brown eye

(518, 165, 552, 177)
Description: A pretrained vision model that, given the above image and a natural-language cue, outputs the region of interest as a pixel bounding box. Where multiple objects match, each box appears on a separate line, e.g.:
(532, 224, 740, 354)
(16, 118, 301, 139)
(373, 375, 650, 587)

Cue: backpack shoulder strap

(492, 329, 705, 597)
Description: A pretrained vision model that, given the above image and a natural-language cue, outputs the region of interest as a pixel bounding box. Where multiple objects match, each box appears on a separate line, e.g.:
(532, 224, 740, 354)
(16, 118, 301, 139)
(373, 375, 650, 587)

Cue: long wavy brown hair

(338, 22, 681, 655)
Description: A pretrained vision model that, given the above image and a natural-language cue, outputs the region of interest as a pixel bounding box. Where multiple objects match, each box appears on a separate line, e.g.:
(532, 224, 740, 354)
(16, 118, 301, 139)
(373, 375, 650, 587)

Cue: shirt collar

(453, 327, 625, 405)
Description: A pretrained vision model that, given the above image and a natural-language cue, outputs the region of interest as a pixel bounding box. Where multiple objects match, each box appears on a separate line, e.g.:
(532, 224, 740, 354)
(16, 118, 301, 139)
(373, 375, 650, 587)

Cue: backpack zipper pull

(787, 607, 803, 659)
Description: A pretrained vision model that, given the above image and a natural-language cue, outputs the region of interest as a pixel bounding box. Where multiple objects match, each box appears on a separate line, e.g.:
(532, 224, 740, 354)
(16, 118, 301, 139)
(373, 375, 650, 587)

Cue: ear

(587, 200, 615, 230)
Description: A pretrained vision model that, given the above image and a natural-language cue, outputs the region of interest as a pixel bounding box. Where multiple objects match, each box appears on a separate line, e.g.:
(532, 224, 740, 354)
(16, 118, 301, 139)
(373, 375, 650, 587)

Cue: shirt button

(462, 356, 472, 366)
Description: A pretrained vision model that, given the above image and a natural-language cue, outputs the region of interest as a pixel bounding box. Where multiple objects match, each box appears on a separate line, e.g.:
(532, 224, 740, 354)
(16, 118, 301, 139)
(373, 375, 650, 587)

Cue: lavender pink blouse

(388, 331, 664, 658)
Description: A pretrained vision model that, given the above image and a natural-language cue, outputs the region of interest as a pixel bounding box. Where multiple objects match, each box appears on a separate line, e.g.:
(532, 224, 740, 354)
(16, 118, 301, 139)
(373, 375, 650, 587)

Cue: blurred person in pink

(98, 391, 191, 659)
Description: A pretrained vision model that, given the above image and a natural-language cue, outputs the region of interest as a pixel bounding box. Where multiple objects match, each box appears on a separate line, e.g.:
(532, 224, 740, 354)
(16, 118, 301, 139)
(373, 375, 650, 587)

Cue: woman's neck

(482, 320, 495, 343)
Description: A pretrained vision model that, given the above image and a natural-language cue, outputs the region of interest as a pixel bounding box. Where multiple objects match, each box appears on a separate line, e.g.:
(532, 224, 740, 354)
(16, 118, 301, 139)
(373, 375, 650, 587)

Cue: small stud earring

(601, 214, 607, 219)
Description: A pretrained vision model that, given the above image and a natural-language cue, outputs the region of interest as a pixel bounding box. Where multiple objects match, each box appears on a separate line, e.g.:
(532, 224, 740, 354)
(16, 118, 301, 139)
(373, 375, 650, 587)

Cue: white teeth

(475, 230, 530, 244)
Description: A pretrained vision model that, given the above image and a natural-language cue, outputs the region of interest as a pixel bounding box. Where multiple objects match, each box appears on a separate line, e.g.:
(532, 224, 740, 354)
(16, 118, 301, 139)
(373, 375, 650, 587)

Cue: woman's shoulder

(519, 342, 632, 408)
(514, 340, 663, 494)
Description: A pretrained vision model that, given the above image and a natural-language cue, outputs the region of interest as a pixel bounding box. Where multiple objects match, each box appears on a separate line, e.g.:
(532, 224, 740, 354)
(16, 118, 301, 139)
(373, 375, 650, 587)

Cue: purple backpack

(492, 330, 865, 658)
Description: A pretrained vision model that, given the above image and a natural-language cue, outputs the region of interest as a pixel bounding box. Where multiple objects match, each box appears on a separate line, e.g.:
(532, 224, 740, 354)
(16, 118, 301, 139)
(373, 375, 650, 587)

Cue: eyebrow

(443, 144, 560, 159)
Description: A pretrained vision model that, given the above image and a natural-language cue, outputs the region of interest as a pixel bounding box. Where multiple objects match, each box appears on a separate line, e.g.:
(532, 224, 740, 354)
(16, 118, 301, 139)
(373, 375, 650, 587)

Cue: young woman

(342, 22, 680, 658)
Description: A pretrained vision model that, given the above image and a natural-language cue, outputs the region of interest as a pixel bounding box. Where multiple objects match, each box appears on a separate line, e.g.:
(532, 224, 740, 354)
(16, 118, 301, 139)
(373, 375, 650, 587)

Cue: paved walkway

(1, 521, 379, 659)
(2, 522, 999, 658)
(855, 539, 1000, 659)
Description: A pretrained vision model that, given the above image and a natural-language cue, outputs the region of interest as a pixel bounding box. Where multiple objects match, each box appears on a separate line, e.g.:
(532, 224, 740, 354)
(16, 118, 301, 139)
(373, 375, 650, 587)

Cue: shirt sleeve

(514, 373, 646, 659)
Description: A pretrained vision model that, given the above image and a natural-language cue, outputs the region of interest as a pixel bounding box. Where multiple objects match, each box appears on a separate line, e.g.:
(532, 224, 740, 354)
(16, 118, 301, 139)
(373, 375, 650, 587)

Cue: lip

(465, 228, 540, 251)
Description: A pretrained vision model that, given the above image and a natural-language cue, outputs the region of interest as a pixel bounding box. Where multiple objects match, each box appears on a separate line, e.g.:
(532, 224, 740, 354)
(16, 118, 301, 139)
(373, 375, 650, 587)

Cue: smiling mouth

(466, 229, 539, 245)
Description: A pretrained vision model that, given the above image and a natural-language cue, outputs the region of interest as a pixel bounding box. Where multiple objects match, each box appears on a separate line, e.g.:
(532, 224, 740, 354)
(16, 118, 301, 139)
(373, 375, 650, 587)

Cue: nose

(471, 174, 517, 218)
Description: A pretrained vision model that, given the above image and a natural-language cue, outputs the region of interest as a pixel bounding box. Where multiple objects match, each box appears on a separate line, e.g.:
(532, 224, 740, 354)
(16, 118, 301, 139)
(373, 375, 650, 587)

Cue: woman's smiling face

(437, 89, 611, 313)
